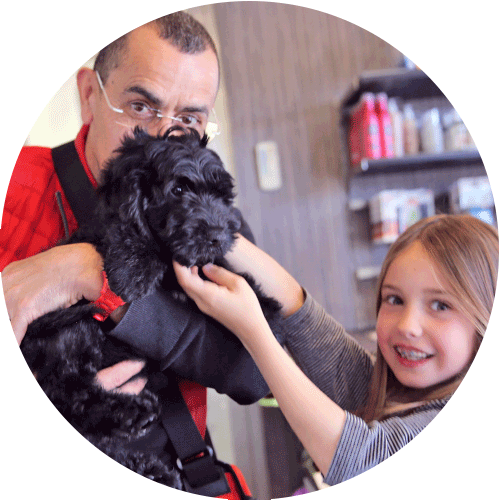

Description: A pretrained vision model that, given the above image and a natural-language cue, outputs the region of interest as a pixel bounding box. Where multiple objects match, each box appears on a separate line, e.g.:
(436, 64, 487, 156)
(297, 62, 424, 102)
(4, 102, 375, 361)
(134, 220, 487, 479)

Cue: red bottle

(375, 93, 394, 158)
(349, 93, 381, 167)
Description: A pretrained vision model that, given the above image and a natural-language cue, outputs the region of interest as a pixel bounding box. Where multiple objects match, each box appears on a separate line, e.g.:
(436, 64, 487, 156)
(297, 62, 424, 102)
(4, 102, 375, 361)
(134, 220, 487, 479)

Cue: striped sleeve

(325, 402, 446, 485)
(281, 290, 374, 413)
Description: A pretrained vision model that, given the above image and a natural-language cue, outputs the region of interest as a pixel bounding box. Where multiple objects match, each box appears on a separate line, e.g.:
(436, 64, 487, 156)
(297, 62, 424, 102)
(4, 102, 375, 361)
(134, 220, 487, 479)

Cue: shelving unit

(340, 68, 488, 332)
(342, 68, 444, 109)
(354, 148, 481, 175)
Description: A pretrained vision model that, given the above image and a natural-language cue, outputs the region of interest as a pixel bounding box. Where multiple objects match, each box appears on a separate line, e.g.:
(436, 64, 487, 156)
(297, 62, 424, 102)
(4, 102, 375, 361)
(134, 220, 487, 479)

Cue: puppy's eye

(171, 178, 194, 196)
(172, 185, 184, 196)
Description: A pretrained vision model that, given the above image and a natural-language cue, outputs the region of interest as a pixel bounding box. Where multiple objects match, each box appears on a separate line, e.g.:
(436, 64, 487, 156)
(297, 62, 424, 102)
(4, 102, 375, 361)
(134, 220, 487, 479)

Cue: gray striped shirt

(281, 290, 448, 485)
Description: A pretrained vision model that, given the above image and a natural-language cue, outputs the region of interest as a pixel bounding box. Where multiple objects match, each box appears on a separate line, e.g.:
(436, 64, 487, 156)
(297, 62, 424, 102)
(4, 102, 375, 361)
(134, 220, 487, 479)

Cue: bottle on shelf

(374, 93, 394, 159)
(348, 92, 381, 167)
(420, 108, 444, 154)
(388, 98, 404, 158)
(403, 103, 419, 156)
(442, 108, 475, 151)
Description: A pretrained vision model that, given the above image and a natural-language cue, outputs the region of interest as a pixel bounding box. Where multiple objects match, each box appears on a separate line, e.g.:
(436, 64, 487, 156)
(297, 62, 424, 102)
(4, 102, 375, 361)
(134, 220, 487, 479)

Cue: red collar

(75, 124, 98, 189)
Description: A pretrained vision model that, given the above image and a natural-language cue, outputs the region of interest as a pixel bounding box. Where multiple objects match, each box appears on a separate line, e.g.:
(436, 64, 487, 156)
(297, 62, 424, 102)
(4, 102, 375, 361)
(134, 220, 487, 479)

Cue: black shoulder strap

(52, 142, 252, 499)
(155, 375, 231, 497)
(51, 141, 99, 226)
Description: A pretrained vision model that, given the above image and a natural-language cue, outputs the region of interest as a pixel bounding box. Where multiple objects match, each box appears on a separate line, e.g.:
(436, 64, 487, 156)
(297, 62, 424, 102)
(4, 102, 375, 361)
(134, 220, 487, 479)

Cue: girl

(173, 214, 498, 485)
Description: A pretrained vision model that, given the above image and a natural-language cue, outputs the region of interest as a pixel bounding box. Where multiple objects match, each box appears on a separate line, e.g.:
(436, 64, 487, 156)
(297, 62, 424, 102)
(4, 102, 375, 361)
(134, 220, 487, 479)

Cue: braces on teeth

(395, 346, 431, 361)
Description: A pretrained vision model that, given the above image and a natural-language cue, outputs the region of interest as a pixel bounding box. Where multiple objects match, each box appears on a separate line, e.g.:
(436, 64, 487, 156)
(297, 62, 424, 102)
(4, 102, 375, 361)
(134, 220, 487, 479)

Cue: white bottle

(421, 108, 444, 154)
(443, 109, 469, 151)
(388, 98, 404, 158)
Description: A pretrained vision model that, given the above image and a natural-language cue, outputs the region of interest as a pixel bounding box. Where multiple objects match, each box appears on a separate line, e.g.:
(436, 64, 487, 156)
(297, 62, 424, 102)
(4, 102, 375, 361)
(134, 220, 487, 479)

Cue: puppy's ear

(99, 142, 155, 239)
(118, 172, 152, 238)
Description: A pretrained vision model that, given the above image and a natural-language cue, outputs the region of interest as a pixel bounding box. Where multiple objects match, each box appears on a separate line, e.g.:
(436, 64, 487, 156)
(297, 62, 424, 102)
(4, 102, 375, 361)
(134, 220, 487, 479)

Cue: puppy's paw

(171, 290, 188, 303)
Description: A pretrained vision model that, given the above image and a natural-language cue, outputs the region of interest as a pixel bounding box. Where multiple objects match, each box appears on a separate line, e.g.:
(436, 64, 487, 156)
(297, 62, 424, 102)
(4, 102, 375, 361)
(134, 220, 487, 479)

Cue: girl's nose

(397, 305, 423, 338)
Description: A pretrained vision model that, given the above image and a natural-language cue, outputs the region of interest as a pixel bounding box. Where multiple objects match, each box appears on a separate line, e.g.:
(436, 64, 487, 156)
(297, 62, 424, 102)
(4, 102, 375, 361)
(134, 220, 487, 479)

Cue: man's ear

(76, 67, 97, 126)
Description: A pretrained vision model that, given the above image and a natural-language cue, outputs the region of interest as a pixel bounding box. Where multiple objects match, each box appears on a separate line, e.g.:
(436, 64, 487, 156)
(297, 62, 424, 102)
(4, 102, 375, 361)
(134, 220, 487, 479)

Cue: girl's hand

(175, 261, 345, 476)
(173, 261, 268, 343)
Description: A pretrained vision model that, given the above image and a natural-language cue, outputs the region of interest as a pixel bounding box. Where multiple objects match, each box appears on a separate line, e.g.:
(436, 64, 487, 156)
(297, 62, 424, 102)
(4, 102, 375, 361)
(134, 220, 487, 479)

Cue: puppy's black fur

(20, 127, 283, 489)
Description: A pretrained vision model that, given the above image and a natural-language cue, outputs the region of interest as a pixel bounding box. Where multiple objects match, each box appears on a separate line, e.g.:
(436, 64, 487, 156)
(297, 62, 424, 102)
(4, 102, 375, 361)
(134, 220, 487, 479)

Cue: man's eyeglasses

(96, 71, 220, 143)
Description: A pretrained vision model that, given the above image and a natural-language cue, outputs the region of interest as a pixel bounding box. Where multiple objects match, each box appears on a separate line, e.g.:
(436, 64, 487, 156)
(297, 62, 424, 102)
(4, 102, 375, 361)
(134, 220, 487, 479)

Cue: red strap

(92, 270, 126, 321)
(218, 465, 252, 499)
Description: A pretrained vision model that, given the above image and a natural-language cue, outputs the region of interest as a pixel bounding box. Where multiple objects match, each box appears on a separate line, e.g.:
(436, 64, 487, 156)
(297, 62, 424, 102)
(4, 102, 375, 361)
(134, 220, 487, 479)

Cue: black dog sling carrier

(51, 140, 254, 499)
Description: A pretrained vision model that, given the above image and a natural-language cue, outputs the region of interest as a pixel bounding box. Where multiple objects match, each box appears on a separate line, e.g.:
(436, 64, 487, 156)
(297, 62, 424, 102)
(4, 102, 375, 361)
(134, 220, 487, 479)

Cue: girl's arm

(226, 235, 304, 318)
(240, 319, 347, 475)
(173, 262, 347, 475)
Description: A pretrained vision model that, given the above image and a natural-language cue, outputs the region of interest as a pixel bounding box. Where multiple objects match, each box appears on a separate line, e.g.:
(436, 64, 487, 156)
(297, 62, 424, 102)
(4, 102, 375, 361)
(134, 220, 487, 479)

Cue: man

(1, 12, 266, 498)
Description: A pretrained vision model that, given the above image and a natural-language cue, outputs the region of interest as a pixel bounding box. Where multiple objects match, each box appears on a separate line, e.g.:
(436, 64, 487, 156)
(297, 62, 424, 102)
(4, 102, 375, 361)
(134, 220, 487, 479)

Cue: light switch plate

(255, 141, 283, 191)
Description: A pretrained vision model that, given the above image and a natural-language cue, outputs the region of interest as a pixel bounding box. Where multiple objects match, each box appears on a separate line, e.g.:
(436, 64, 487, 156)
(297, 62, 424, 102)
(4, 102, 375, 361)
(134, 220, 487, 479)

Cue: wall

(25, 58, 92, 147)
(213, 2, 403, 333)
(209, 4, 404, 497)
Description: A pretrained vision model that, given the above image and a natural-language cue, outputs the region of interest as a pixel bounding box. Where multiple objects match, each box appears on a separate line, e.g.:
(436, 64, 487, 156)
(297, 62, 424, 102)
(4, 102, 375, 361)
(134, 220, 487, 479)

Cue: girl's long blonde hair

(360, 214, 499, 422)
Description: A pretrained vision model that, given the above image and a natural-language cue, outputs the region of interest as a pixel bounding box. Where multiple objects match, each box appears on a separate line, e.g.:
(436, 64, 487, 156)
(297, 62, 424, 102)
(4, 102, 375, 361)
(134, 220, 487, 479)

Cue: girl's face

(376, 241, 477, 390)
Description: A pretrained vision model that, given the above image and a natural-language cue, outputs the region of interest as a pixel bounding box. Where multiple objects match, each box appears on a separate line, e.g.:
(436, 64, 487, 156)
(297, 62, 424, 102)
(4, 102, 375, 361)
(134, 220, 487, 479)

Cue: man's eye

(128, 102, 156, 119)
(178, 115, 200, 126)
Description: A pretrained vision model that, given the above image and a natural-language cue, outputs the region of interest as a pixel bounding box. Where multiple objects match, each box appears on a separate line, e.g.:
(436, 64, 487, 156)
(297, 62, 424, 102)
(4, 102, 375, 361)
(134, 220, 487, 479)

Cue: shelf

(342, 68, 444, 110)
(351, 149, 482, 176)
(355, 265, 382, 281)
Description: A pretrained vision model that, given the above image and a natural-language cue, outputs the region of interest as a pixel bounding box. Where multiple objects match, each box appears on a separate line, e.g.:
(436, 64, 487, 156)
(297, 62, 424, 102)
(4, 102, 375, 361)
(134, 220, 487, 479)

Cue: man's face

(80, 24, 219, 184)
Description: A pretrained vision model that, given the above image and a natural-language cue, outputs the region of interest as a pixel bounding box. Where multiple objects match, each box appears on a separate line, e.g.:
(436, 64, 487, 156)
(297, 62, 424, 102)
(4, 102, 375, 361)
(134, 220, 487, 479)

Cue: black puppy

(20, 127, 282, 489)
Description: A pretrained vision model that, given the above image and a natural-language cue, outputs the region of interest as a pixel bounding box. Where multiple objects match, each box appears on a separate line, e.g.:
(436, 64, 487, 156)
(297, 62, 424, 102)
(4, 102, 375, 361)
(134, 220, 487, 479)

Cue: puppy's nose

(207, 228, 224, 247)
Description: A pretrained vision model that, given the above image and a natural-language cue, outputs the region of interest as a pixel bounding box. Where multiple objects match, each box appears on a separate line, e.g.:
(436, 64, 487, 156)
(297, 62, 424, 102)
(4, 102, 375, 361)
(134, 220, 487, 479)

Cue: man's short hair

(94, 11, 218, 83)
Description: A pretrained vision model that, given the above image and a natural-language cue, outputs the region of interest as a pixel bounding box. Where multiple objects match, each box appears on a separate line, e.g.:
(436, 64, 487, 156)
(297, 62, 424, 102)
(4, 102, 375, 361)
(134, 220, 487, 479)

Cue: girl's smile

(393, 344, 433, 367)
(376, 241, 478, 389)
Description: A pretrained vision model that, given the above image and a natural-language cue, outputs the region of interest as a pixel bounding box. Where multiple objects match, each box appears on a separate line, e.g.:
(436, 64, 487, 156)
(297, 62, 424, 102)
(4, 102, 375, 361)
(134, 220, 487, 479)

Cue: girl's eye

(384, 294, 402, 306)
(430, 300, 450, 312)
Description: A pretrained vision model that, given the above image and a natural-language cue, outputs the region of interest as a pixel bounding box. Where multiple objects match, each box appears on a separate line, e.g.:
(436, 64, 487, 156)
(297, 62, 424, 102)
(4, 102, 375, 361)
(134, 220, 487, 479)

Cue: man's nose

(152, 117, 186, 136)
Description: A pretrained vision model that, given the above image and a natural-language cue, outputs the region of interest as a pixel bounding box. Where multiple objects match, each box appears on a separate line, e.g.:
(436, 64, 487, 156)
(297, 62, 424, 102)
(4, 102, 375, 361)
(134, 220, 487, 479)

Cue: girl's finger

(202, 263, 243, 290)
(173, 261, 221, 298)
(172, 261, 199, 289)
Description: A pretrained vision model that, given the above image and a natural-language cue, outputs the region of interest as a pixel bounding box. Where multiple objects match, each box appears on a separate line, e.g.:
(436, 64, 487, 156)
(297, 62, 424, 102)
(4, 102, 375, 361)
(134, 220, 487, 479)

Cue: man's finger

(95, 360, 146, 391)
(11, 317, 27, 345)
(113, 376, 148, 395)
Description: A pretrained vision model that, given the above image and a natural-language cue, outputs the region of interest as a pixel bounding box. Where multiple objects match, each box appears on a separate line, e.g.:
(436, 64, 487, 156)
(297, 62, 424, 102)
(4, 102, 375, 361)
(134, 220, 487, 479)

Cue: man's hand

(96, 360, 148, 394)
(2, 243, 104, 344)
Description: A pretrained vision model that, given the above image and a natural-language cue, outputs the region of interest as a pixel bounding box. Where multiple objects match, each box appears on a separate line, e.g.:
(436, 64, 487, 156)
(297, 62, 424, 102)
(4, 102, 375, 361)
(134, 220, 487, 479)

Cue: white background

(1, 1, 498, 499)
